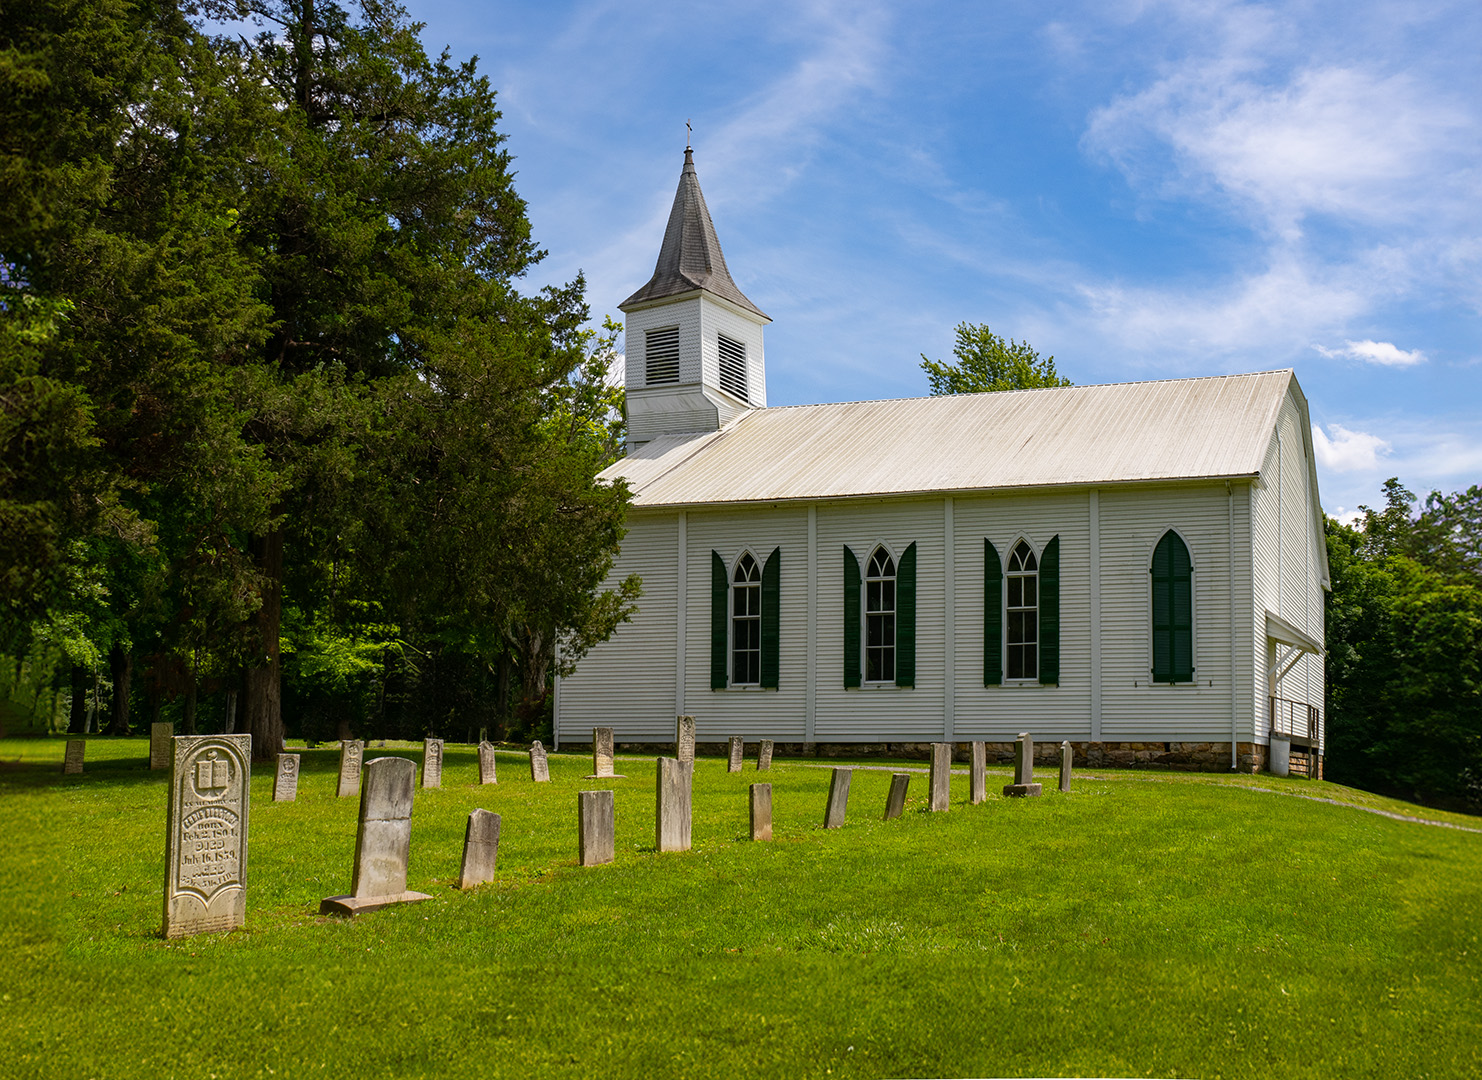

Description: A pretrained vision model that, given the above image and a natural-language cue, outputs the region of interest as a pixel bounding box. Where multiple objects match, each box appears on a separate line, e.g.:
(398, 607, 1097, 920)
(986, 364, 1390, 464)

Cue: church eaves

(620, 149, 769, 320)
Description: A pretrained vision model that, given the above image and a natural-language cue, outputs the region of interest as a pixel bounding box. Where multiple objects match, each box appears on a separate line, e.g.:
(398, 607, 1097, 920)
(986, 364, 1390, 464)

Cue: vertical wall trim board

(677, 511, 687, 714)
(944, 498, 955, 738)
(1089, 490, 1101, 740)
(1227, 483, 1238, 770)
(807, 505, 817, 741)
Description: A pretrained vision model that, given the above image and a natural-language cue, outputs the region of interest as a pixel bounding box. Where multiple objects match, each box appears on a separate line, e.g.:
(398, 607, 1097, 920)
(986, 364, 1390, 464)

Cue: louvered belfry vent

(645, 327, 680, 385)
(717, 334, 748, 401)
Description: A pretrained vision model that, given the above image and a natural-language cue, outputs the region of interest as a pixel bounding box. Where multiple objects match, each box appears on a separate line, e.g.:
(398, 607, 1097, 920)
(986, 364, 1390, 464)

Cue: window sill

(718, 685, 776, 692)
(1002, 679, 1050, 687)
(848, 683, 911, 691)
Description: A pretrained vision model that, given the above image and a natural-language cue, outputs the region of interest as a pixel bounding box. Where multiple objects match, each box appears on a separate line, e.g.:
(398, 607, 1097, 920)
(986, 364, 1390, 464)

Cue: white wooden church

(554, 149, 1328, 773)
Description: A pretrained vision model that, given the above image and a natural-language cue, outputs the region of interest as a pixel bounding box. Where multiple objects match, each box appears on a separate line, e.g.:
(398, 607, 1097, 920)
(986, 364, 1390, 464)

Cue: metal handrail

(1269, 695, 1320, 743)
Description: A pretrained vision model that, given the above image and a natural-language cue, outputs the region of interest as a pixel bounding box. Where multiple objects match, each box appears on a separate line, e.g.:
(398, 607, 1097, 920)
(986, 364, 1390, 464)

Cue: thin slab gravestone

(320, 756, 431, 915)
(337, 740, 364, 798)
(675, 715, 696, 764)
(163, 733, 251, 939)
(1003, 732, 1043, 797)
(458, 809, 501, 889)
(655, 757, 693, 852)
(63, 739, 85, 775)
(273, 753, 300, 802)
(578, 789, 615, 866)
(529, 740, 551, 782)
(884, 772, 910, 820)
(477, 741, 498, 785)
(750, 783, 772, 841)
(149, 722, 173, 770)
(589, 727, 624, 778)
(929, 742, 951, 812)
(823, 767, 852, 829)
(727, 736, 744, 773)
(422, 738, 443, 789)
(1060, 740, 1073, 793)
(756, 739, 774, 771)
(969, 742, 987, 805)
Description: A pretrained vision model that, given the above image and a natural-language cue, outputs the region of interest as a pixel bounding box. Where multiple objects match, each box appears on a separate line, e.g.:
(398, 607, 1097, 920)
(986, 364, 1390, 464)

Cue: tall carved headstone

(529, 740, 550, 782)
(273, 753, 300, 802)
(655, 758, 693, 852)
(823, 767, 852, 829)
(756, 739, 774, 771)
(1003, 732, 1043, 797)
(477, 741, 498, 785)
(969, 742, 987, 805)
(578, 789, 615, 866)
(150, 722, 173, 770)
(63, 739, 85, 775)
(337, 740, 364, 798)
(320, 756, 432, 915)
(422, 738, 443, 789)
(727, 736, 744, 773)
(1059, 741, 1073, 793)
(458, 809, 501, 889)
(750, 783, 772, 841)
(163, 734, 251, 938)
(929, 742, 951, 812)
(884, 772, 910, 819)
(590, 727, 622, 778)
(675, 715, 696, 764)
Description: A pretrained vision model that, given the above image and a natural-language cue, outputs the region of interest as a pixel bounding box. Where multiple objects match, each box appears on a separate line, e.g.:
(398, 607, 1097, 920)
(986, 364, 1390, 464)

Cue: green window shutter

(895, 542, 917, 688)
(843, 546, 861, 688)
(984, 539, 1002, 685)
(1039, 534, 1060, 686)
(1151, 531, 1194, 683)
(760, 546, 781, 689)
(711, 551, 728, 690)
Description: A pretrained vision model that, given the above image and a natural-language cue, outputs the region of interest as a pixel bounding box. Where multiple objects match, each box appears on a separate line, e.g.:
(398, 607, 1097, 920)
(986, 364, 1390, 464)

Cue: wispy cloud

(1314, 339, 1426, 366)
(1312, 423, 1390, 472)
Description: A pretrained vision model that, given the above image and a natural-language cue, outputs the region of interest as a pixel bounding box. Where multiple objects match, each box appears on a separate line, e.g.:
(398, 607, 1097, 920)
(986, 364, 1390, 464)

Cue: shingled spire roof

(620, 149, 769, 320)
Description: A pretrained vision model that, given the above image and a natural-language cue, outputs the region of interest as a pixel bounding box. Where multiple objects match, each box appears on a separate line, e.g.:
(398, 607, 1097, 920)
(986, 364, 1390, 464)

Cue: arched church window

(1151, 531, 1194, 683)
(1007, 539, 1038, 680)
(865, 547, 897, 682)
(731, 553, 761, 685)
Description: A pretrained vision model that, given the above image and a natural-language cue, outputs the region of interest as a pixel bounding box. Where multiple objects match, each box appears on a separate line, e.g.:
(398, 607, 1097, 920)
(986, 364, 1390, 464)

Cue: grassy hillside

(2, 737, 1478, 1079)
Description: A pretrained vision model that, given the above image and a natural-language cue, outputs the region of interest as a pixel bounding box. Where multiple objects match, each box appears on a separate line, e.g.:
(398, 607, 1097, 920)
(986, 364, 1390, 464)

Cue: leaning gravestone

(529, 740, 551, 782)
(929, 742, 951, 812)
(884, 772, 911, 819)
(969, 741, 987, 804)
(1059, 740, 1073, 793)
(150, 722, 173, 770)
(655, 757, 693, 852)
(756, 739, 774, 771)
(727, 736, 744, 773)
(458, 809, 501, 889)
(63, 739, 86, 775)
(589, 727, 623, 778)
(1003, 731, 1043, 797)
(337, 740, 364, 797)
(273, 753, 300, 802)
(578, 789, 615, 866)
(823, 767, 852, 829)
(675, 715, 696, 764)
(163, 734, 251, 938)
(750, 783, 772, 841)
(320, 756, 432, 915)
(477, 741, 498, 785)
(422, 738, 443, 789)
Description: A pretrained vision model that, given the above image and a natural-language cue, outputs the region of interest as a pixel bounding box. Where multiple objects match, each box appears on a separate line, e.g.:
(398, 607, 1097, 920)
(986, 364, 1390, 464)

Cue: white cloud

(1314, 339, 1426, 366)
(1312, 423, 1390, 472)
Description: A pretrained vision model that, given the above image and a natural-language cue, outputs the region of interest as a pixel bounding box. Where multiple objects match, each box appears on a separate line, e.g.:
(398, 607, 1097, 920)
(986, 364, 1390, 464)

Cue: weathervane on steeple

(686, 118, 692, 151)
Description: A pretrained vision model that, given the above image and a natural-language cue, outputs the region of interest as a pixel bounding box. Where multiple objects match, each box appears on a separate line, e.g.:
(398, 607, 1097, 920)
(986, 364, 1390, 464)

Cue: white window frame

(730, 550, 762, 688)
(1003, 536, 1040, 684)
(717, 333, 748, 402)
(645, 325, 680, 386)
(863, 543, 898, 686)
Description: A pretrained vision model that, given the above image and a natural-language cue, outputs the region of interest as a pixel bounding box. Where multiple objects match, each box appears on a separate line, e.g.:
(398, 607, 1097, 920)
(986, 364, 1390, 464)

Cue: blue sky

(407, 0, 1479, 518)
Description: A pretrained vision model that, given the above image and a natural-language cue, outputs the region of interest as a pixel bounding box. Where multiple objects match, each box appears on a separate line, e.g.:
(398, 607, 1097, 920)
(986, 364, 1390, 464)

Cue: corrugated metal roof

(603, 370, 1295, 507)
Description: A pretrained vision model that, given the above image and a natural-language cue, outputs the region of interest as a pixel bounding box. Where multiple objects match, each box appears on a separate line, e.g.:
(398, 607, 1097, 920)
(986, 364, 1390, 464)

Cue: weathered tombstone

(750, 783, 773, 841)
(336, 740, 364, 798)
(884, 772, 910, 819)
(320, 756, 431, 915)
(969, 741, 987, 804)
(529, 740, 550, 782)
(756, 739, 774, 771)
(674, 715, 696, 764)
(1003, 732, 1043, 797)
(477, 741, 498, 785)
(727, 736, 744, 773)
(589, 726, 623, 778)
(63, 739, 85, 775)
(273, 753, 300, 802)
(578, 789, 615, 866)
(823, 767, 852, 829)
(457, 809, 501, 889)
(1059, 740, 1073, 793)
(163, 734, 251, 938)
(149, 722, 173, 770)
(655, 757, 693, 852)
(929, 742, 951, 812)
(421, 738, 443, 789)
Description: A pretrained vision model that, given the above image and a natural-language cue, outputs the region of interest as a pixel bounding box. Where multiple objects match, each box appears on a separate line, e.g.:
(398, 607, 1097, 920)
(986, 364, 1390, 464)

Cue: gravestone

(655, 757, 693, 852)
(477, 741, 498, 785)
(422, 738, 443, 789)
(589, 727, 624, 778)
(727, 736, 744, 773)
(273, 753, 300, 802)
(1003, 731, 1043, 797)
(320, 756, 432, 915)
(823, 767, 852, 829)
(578, 789, 615, 866)
(969, 741, 987, 804)
(63, 739, 85, 775)
(1059, 740, 1073, 793)
(884, 772, 910, 819)
(529, 740, 551, 782)
(458, 809, 501, 889)
(149, 722, 173, 770)
(336, 740, 364, 798)
(756, 739, 774, 771)
(675, 715, 696, 764)
(929, 742, 951, 812)
(163, 734, 251, 938)
(750, 783, 772, 841)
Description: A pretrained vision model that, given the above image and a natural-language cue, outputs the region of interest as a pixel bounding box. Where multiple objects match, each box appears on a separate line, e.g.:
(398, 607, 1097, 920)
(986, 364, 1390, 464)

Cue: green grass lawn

(2, 737, 1478, 1079)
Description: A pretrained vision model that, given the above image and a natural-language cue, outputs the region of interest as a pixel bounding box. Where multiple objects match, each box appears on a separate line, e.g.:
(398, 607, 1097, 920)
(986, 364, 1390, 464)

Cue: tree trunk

(106, 647, 131, 735)
(224, 689, 237, 734)
(494, 649, 511, 741)
(67, 665, 87, 734)
(243, 527, 284, 761)
(182, 655, 197, 736)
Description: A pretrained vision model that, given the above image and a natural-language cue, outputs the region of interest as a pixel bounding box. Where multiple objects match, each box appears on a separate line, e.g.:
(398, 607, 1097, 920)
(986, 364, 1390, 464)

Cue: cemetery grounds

(2, 737, 1479, 1079)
